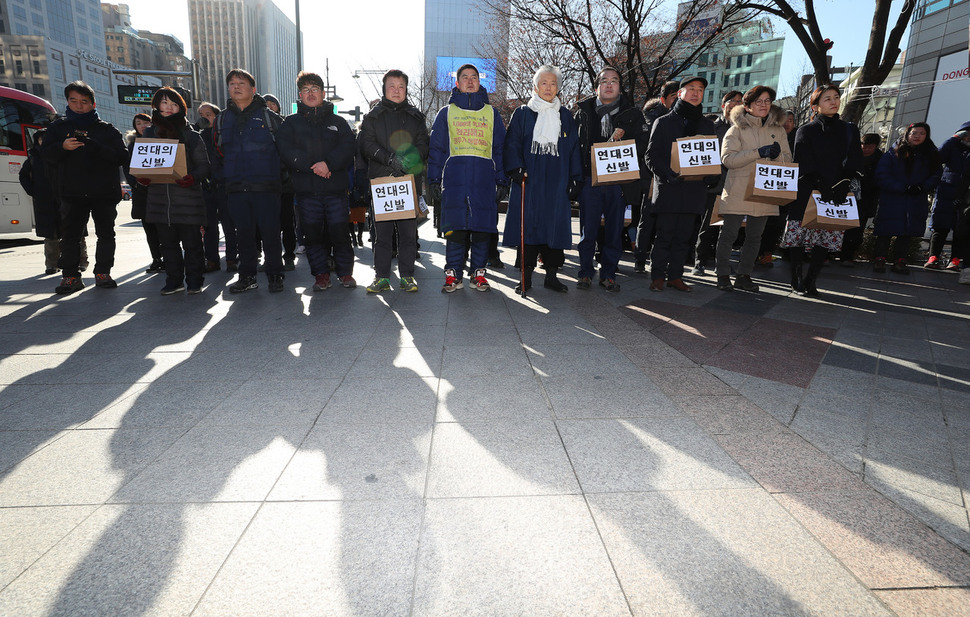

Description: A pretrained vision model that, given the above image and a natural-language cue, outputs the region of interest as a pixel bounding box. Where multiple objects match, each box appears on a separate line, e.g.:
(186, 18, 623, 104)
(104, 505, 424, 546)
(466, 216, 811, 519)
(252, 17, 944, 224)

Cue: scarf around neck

(65, 108, 99, 127)
(527, 95, 561, 156)
(672, 98, 703, 135)
(151, 110, 187, 140)
(595, 98, 621, 140)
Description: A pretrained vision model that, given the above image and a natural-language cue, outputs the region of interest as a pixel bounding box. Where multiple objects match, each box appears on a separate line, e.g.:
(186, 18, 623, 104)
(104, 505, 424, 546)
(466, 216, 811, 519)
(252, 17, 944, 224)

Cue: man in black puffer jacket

(358, 69, 429, 293)
(277, 71, 357, 291)
(645, 75, 718, 292)
(41, 81, 128, 294)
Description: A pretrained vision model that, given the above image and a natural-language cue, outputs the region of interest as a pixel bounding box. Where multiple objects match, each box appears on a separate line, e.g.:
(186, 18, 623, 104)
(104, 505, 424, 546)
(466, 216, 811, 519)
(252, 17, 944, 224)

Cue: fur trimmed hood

(729, 103, 786, 130)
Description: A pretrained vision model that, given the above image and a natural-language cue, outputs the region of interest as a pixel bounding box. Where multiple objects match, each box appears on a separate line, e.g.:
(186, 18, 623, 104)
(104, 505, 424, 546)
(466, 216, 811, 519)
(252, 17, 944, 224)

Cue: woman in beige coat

(715, 86, 792, 291)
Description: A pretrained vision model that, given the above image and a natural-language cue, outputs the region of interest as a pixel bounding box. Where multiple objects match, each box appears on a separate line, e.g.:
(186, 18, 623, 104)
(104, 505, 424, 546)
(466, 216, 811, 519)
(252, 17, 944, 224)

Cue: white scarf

(527, 95, 561, 156)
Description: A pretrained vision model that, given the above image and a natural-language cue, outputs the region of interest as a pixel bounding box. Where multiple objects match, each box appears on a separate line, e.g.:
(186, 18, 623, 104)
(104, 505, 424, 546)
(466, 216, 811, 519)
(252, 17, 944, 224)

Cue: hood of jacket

(297, 100, 335, 124)
(448, 86, 490, 111)
(729, 103, 786, 130)
(226, 93, 269, 115)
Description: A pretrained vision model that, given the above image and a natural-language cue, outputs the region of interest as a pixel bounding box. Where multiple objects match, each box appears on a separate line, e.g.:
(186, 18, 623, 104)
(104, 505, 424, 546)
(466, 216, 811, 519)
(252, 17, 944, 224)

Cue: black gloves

(386, 154, 405, 176)
(830, 177, 852, 204)
(663, 173, 683, 184)
(508, 167, 527, 185)
(757, 142, 781, 159)
(496, 184, 510, 203)
(703, 175, 720, 188)
(819, 186, 835, 203)
(427, 183, 442, 208)
(568, 179, 582, 201)
(904, 184, 924, 196)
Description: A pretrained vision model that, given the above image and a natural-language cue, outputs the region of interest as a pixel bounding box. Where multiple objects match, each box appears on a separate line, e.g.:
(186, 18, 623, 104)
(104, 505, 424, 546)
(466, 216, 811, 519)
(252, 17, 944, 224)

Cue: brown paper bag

(370, 175, 417, 222)
(670, 135, 721, 179)
(744, 161, 799, 205)
(801, 191, 860, 231)
(590, 139, 640, 186)
(709, 198, 745, 227)
(130, 138, 187, 184)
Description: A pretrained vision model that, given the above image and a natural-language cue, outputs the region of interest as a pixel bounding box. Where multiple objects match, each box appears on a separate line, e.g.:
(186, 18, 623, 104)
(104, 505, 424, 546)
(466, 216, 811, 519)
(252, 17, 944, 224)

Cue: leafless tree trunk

(731, 0, 916, 124)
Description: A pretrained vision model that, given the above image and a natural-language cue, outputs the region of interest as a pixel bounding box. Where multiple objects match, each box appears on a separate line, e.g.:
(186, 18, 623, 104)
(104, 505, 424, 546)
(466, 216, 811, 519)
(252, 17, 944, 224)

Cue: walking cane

(519, 176, 527, 297)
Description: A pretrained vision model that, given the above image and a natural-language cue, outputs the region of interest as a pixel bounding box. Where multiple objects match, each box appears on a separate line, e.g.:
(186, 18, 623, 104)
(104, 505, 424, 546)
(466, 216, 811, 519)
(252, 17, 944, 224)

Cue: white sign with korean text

(676, 137, 721, 170)
(131, 140, 179, 170)
(371, 175, 417, 221)
(593, 141, 639, 179)
(753, 163, 798, 193)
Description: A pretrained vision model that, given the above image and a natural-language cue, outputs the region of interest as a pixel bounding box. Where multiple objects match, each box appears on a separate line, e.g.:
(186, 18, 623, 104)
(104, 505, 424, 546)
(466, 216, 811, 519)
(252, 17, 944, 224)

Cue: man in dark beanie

(41, 81, 128, 294)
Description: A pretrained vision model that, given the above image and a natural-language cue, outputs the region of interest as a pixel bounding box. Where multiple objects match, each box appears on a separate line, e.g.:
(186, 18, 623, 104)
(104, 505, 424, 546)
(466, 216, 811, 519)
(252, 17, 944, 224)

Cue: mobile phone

(73, 130, 88, 139)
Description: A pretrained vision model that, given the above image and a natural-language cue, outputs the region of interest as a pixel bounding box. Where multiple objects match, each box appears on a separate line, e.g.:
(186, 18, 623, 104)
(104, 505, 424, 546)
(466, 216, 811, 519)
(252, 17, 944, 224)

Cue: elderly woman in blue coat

(872, 122, 941, 274)
(503, 65, 582, 294)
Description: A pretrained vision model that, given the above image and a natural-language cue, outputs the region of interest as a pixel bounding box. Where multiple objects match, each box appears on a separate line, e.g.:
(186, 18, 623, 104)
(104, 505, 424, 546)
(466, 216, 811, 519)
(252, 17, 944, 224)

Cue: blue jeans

(295, 193, 354, 277)
(444, 231, 488, 280)
(578, 178, 623, 280)
(228, 191, 282, 277)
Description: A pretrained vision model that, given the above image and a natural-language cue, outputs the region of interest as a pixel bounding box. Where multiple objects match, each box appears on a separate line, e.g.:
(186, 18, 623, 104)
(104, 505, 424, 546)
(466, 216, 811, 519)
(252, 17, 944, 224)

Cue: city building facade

(0, 0, 159, 128)
(892, 0, 969, 141)
(188, 0, 297, 113)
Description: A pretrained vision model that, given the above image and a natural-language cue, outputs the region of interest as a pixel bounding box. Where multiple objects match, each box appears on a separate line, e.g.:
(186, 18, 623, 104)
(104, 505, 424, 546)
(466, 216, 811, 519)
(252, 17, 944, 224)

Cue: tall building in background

(188, 0, 297, 112)
(0, 0, 156, 127)
(101, 3, 199, 104)
(423, 0, 509, 103)
(892, 0, 969, 140)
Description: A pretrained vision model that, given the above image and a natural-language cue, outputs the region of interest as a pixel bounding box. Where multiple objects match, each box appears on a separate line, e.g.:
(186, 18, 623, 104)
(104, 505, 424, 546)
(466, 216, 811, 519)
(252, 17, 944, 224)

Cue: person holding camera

(41, 81, 128, 294)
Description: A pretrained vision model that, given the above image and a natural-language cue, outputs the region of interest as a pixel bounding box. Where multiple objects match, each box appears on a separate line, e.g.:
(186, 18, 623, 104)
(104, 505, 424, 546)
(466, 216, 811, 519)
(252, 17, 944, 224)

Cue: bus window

(0, 97, 56, 153)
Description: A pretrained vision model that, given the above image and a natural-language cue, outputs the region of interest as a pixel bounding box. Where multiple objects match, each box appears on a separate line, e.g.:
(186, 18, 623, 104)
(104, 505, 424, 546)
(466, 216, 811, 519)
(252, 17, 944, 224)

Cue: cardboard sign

(801, 191, 860, 231)
(370, 175, 417, 222)
(591, 139, 640, 186)
(670, 136, 721, 178)
(709, 198, 745, 227)
(130, 138, 187, 184)
(744, 160, 799, 205)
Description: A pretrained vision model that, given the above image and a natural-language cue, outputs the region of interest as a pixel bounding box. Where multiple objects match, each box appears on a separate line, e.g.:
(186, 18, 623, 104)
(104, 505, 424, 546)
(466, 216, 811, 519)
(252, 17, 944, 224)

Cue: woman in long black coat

(781, 84, 863, 297)
(139, 88, 210, 295)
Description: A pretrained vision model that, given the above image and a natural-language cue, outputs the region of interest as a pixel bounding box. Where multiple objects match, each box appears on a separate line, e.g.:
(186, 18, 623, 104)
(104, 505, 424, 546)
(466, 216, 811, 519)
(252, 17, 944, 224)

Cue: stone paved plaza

(1, 213, 969, 616)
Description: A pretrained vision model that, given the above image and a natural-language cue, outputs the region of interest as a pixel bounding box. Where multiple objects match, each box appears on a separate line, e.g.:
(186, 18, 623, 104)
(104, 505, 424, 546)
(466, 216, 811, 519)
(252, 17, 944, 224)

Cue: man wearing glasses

(277, 71, 357, 291)
(574, 66, 649, 292)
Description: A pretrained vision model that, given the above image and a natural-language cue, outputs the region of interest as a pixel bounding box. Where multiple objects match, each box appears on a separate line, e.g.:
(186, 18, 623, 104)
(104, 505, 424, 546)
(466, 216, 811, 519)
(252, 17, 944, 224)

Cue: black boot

(543, 267, 568, 293)
(514, 268, 533, 294)
(789, 247, 804, 293)
(802, 247, 827, 298)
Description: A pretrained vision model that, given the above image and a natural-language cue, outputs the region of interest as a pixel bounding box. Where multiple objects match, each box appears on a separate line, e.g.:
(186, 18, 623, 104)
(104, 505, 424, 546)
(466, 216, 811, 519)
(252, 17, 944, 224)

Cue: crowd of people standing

(23, 64, 970, 300)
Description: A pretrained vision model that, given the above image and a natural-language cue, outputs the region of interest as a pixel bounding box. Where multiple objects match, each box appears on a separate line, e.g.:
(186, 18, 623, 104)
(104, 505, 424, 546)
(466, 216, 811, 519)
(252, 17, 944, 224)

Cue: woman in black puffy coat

(781, 84, 863, 297)
(872, 122, 941, 274)
(139, 88, 211, 295)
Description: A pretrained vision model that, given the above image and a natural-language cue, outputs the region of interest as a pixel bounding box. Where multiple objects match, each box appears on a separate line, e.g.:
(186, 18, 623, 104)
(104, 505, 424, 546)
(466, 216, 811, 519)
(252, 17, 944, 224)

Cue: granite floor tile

(790, 407, 868, 443)
(411, 495, 629, 616)
(525, 343, 643, 377)
(863, 477, 970, 553)
(542, 373, 679, 419)
(193, 501, 423, 617)
(0, 505, 98, 588)
(111, 424, 307, 503)
(822, 344, 880, 374)
(864, 456, 963, 506)
(877, 356, 940, 386)
(268, 422, 431, 501)
(645, 366, 737, 397)
(558, 417, 756, 493)
(589, 490, 890, 617)
(346, 344, 442, 379)
(0, 428, 185, 507)
(0, 382, 146, 430)
(874, 588, 970, 617)
(82, 380, 241, 429)
(672, 394, 787, 436)
(441, 345, 533, 378)
(318, 376, 438, 425)
(426, 419, 580, 498)
(733, 376, 805, 425)
(436, 374, 551, 422)
(0, 503, 259, 617)
(196, 378, 339, 427)
(774, 489, 970, 588)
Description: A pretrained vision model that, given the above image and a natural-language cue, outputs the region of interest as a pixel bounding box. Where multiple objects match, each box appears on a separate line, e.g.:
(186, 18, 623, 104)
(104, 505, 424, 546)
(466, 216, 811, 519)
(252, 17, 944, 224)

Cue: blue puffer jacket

(930, 122, 970, 230)
(874, 140, 942, 237)
(428, 87, 507, 233)
(216, 94, 283, 192)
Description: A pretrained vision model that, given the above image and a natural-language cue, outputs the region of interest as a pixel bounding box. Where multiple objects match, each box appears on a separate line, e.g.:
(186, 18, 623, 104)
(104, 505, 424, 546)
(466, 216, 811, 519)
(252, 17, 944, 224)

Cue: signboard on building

(925, 51, 970, 139)
(118, 85, 192, 107)
(436, 56, 497, 92)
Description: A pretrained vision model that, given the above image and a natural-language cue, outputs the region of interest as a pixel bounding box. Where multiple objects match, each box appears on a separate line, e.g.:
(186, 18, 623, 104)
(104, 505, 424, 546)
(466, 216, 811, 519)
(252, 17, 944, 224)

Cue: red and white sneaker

(946, 257, 961, 271)
(924, 255, 941, 270)
(472, 268, 490, 292)
(441, 268, 463, 293)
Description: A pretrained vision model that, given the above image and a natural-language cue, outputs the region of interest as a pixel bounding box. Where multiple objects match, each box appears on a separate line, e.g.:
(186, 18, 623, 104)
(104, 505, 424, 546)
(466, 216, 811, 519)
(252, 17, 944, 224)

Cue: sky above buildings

(117, 0, 906, 114)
